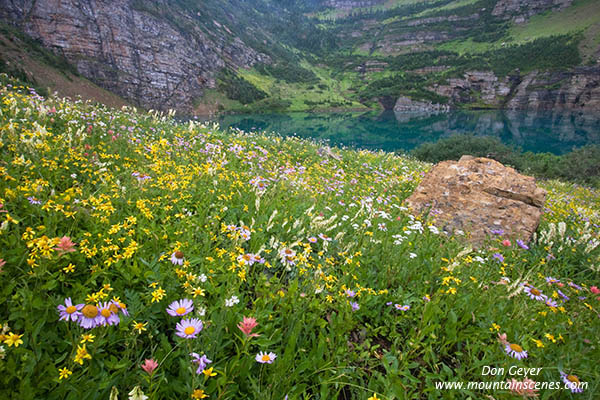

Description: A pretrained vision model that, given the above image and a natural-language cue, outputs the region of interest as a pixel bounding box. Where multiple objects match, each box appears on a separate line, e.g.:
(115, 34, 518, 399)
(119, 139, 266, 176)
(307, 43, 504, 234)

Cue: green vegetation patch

(255, 62, 319, 84)
(217, 69, 268, 105)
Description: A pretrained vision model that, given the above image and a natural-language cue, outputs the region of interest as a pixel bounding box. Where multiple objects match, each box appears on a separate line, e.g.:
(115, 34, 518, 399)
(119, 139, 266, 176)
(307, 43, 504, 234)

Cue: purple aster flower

(395, 304, 410, 311)
(79, 304, 104, 329)
(190, 352, 212, 374)
(97, 301, 120, 326)
(255, 351, 277, 364)
(386, 301, 393, 306)
(57, 298, 84, 322)
(560, 371, 584, 393)
(569, 282, 583, 290)
(523, 286, 547, 302)
(545, 277, 560, 284)
(557, 290, 570, 301)
(516, 239, 529, 250)
(166, 299, 194, 317)
(491, 229, 504, 235)
(545, 298, 558, 308)
(350, 302, 360, 311)
(175, 318, 203, 338)
(493, 253, 504, 263)
(27, 196, 42, 205)
(505, 343, 527, 360)
(110, 298, 129, 316)
(170, 251, 185, 265)
(345, 289, 356, 298)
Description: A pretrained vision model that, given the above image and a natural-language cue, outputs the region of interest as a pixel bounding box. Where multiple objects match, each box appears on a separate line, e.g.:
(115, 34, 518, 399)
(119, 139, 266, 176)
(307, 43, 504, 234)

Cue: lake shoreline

(199, 109, 600, 156)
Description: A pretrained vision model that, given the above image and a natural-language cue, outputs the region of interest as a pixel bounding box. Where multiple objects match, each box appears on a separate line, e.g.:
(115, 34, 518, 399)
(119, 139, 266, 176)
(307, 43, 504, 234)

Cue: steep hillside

(317, 0, 600, 111)
(0, 0, 598, 113)
(0, 23, 129, 108)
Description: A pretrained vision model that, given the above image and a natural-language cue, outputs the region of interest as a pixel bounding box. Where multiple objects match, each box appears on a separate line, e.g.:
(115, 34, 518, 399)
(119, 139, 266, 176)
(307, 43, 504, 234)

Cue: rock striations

(427, 67, 600, 112)
(0, 0, 269, 112)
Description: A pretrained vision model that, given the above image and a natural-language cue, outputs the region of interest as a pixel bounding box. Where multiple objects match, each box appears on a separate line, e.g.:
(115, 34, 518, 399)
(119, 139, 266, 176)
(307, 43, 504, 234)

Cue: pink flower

(55, 236, 76, 255)
(237, 316, 259, 338)
(502, 239, 511, 247)
(497, 333, 509, 346)
(590, 286, 600, 295)
(141, 359, 158, 375)
(508, 378, 539, 398)
(0, 259, 5, 272)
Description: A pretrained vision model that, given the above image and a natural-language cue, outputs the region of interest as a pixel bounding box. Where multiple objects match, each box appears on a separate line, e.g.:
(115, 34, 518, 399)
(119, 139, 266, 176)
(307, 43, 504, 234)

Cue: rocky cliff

(323, 0, 385, 10)
(0, 0, 269, 112)
(0, 0, 598, 114)
(492, 0, 573, 23)
(424, 67, 600, 111)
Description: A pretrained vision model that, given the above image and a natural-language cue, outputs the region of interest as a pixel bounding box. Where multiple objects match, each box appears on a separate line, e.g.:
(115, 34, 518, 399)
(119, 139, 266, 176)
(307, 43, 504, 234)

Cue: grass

(437, 0, 600, 55)
(509, 0, 600, 63)
(412, 0, 479, 18)
(509, 0, 600, 43)
(0, 73, 599, 399)
(236, 66, 365, 112)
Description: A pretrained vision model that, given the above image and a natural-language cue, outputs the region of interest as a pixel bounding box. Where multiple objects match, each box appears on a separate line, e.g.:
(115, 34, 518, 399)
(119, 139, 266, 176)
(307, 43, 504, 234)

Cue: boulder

(405, 156, 547, 245)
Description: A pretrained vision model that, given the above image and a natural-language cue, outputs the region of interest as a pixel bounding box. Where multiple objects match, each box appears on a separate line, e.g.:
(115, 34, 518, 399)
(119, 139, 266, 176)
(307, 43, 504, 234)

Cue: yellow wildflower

(58, 367, 72, 380)
(191, 389, 209, 399)
(202, 367, 217, 378)
(3, 332, 23, 347)
(132, 321, 148, 334)
(80, 334, 95, 343)
(74, 344, 92, 365)
(63, 263, 75, 273)
(151, 287, 166, 303)
(531, 339, 545, 348)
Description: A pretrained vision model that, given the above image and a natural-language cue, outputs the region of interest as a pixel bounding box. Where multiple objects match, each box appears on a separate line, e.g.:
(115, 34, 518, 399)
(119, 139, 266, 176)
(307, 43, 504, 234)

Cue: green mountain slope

(0, 0, 598, 113)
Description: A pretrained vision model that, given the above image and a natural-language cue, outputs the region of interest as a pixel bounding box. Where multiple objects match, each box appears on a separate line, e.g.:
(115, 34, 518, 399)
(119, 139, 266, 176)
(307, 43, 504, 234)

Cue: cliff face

(424, 67, 600, 111)
(492, 0, 573, 22)
(323, 0, 385, 10)
(505, 67, 600, 111)
(0, 0, 269, 112)
(393, 67, 600, 112)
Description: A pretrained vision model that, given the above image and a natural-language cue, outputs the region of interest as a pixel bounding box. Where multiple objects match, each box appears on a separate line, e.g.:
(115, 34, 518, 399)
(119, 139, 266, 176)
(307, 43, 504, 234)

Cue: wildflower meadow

(0, 74, 599, 399)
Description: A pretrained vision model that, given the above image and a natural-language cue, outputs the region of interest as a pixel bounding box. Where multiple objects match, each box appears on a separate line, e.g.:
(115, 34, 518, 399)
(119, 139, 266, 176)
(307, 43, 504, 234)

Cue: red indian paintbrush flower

(237, 316, 259, 338)
(141, 359, 158, 375)
(55, 236, 76, 255)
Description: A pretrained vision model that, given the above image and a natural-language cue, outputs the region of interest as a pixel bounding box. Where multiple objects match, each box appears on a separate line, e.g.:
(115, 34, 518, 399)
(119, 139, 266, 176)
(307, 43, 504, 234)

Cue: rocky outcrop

(324, 0, 385, 9)
(406, 14, 479, 27)
(431, 71, 513, 108)
(378, 31, 452, 55)
(428, 67, 600, 111)
(0, 0, 269, 112)
(394, 96, 449, 113)
(405, 156, 547, 246)
(505, 67, 600, 111)
(492, 0, 573, 23)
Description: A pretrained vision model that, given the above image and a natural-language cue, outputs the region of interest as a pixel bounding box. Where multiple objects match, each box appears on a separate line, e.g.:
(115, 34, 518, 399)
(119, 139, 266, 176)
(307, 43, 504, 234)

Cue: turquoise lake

(202, 110, 600, 155)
